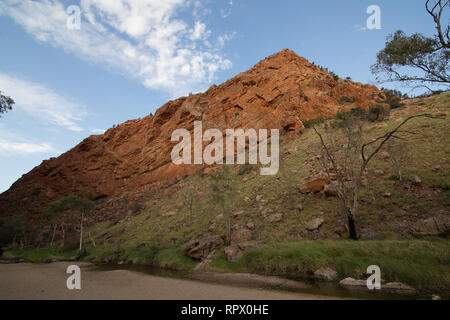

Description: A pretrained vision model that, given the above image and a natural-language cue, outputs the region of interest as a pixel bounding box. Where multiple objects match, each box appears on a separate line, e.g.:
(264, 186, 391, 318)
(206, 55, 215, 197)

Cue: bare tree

(179, 184, 198, 223)
(387, 140, 410, 181)
(426, 0, 450, 49)
(210, 166, 235, 245)
(314, 114, 438, 239)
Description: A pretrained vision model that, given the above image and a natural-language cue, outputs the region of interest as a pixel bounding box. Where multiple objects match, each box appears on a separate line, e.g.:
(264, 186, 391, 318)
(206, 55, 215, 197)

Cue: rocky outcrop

(0, 49, 383, 222)
(298, 176, 330, 194)
(185, 235, 224, 261)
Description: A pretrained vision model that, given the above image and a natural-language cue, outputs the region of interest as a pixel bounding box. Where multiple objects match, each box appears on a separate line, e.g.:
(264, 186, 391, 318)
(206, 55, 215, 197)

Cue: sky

(0, 0, 445, 193)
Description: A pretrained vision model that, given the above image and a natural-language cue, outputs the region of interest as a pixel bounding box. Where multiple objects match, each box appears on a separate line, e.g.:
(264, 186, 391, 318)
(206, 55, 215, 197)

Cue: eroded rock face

(0, 49, 383, 222)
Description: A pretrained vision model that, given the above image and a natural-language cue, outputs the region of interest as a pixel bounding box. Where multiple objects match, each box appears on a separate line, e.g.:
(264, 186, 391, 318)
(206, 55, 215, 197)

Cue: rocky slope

(0, 49, 384, 221)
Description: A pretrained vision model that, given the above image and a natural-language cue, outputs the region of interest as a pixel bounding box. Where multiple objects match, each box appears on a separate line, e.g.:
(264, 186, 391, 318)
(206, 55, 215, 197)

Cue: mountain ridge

(0, 49, 384, 221)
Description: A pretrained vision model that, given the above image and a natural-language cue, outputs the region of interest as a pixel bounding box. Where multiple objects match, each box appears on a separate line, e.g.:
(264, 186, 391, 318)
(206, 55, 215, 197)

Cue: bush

(384, 90, 404, 109)
(336, 107, 367, 120)
(367, 104, 389, 122)
(338, 96, 357, 104)
(303, 117, 325, 128)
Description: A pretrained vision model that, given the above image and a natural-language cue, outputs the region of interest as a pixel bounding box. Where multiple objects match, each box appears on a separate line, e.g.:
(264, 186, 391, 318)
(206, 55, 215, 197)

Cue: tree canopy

(0, 91, 15, 117)
(371, 1, 449, 90)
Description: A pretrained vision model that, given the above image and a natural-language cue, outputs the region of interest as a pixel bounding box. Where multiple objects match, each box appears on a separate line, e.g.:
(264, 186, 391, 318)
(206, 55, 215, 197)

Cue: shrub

(336, 107, 367, 121)
(338, 96, 357, 104)
(367, 104, 389, 122)
(303, 117, 325, 128)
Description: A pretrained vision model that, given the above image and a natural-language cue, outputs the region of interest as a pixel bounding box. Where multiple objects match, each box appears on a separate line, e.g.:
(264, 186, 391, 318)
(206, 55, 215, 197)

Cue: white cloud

(0, 0, 233, 97)
(0, 139, 54, 155)
(92, 128, 106, 134)
(0, 73, 85, 131)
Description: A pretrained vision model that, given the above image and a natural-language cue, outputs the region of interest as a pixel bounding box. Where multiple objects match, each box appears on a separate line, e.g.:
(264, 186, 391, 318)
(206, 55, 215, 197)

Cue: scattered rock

(306, 217, 324, 231)
(339, 277, 366, 287)
(412, 175, 422, 186)
(314, 267, 338, 281)
(374, 170, 385, 176)
(231, 229, 253, 244)
(298, 175, 330, 193)
(324, 181, 339, 197)
(410, 215, 450, 236)
(433, 165, 441, 171)
(378, 151, 390, 160)
(238, 241, 260, 251)
(261, 208, 272, 217)
(383, 192, 391, 198)
(265, 213, 283, 223)
(233, 210, 244, 218)
(163, 211, 177, 217)
(359, 228, 380, 239)
(384, 282, 416, 293)
(334, 224, 347, 237)
(224, 245, 242, 262)
(194, 249, 217, 271)
(185, 235, 224, 261)
(246, 222, 255, 231)
(294, 204, 304, 211)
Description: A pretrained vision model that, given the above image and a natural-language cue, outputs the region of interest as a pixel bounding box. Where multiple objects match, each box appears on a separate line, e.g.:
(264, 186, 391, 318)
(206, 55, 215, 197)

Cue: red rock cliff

(0, 49, 383, 220)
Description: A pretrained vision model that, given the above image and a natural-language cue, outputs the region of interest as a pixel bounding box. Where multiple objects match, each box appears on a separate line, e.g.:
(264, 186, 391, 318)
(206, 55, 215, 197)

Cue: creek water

(88, 264, 431, 300)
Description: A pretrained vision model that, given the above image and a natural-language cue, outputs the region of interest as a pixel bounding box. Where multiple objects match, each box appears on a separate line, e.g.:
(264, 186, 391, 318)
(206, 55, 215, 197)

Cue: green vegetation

(5, 247, 80, 263)
(0, 90, 14, 118)
(303, 117, 325, 128)
(338, 96, 357, 104)
(211, 239, 450, 292)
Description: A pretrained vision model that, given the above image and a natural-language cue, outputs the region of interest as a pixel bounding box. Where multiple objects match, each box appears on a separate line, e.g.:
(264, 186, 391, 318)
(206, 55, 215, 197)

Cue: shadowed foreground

(0, 262, 338, 300)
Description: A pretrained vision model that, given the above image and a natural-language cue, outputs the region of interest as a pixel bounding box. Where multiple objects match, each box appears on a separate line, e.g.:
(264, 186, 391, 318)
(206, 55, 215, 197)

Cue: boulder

(324, 181, 339, 197)
(233, 210, 245, 218)
(378, 151, 390, 160)
(265, 213, 283, 223)
(231, 228, 253, 244)
(163, 211, 177, 217)
(339, 277, 366, 287)
(185, 235, 224, 261)
(238, 241, 261, 251)
(224, 246, 242, 262)
(298, 176, 330, 193)
(314, 267, 338, 281)
(410, 215, 450, 236)
(384, 282, 416, 293)
(412, 175, 422, 186)
(306, 217, 324, 231)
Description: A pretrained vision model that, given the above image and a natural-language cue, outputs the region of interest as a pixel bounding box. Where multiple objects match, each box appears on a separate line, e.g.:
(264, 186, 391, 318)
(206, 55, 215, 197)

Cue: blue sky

(0, 0, 443, 193)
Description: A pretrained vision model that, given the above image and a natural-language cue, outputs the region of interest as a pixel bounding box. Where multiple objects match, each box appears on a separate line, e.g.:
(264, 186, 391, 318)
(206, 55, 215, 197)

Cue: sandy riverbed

(0, 262, 340, 300)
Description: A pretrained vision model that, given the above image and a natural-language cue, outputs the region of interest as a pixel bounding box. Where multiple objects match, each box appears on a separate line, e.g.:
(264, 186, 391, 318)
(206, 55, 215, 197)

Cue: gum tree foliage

(0, 91, 14, 117)
(0, 215, 27, 247)
(43, 190, 96, 251)
(371, 1, 449, 89)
